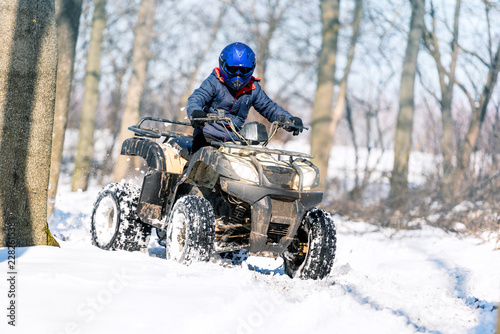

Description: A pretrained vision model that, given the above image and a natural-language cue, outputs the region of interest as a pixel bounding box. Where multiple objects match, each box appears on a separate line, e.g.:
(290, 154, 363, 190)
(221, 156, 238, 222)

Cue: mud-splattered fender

(120, 137, 186, 227)
(162, 146, 240, 224)
(121, 137, 167, 170)
(183, 146, 240, 188)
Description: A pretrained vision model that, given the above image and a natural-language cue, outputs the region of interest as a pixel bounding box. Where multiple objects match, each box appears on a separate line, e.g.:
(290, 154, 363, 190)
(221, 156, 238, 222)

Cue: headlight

(229, 158, 259, 183)
(293, 162, 319, 189)
(302, 165, 319, 188)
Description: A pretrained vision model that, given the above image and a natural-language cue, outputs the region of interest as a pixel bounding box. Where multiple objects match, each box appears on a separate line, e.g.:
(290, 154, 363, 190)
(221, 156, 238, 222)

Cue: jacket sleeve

(252, 85, 293, 122)
(186, 74, 217, 118)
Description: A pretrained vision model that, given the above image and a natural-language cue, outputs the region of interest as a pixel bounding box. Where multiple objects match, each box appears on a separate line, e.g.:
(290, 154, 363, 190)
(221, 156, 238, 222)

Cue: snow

(1, 176, 499, 334)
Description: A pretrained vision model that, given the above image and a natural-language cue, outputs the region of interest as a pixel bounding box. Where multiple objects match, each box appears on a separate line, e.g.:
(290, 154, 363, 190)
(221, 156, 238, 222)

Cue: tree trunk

(114, 0, 156, 183)
(440, 0, 460, 198)
(494, 105, 500, 169)
(310, 0, 340, 191)
(329, 0, 362, 167)
(0, 0, 59, 247)
(423, 0, 461, 198)
(71, 0, 107, 192)
(247, 15, 276, 126)
(455, 45, 500, 181)
(388, 0, 425, 209)
(440, 90, 455, 197)
(497, 306, 500, 334)
(450, 0, 500, 195)
(48, 0, 83, 217)
(97, 60, 128, 185)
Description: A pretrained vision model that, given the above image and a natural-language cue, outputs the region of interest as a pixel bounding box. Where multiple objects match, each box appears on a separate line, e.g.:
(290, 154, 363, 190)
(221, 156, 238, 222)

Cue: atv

(90, 112, 336, 280)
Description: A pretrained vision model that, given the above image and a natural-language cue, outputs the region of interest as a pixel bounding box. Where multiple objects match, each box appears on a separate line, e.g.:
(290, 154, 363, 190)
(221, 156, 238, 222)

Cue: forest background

(64, 0, 500, 233)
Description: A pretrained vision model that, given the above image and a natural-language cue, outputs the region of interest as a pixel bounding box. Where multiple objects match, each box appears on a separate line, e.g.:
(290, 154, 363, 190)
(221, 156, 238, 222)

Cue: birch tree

(0, 0, 59, 246)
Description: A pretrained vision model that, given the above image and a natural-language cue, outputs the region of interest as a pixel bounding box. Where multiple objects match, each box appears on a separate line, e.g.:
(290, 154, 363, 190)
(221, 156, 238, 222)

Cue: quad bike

(90, 112, 336, 280)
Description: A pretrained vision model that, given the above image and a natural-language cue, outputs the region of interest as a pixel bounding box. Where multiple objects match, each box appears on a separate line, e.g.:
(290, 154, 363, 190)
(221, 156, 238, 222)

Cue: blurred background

(55, 0, 500, 234)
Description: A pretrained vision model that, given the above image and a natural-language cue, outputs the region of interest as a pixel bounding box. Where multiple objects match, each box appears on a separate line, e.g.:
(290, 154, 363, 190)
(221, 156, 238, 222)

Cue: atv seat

(167, 136, 193, 161)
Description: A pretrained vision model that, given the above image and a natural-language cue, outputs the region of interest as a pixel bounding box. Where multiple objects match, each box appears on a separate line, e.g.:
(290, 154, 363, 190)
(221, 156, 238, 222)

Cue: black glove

(286, 116, 303, 136)
(190, 109, 207, 129)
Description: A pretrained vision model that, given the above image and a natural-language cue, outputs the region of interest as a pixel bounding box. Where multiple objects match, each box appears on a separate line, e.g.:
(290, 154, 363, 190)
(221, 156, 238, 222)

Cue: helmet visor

(223, 63, 254, 77)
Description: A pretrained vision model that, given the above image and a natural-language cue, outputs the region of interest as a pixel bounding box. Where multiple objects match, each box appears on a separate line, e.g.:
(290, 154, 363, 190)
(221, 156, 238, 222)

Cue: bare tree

(72, 0, 108, 191)
(0, 0, 59, 246)
(229, 0, 294, 124)
(389, 0, 425, 209)
(422, 0, 461, 198)
(310, 0, 340, 191)
(114, 0, 156, 183)
(48, 0, 83, 217)
(96, 48, 132, 185)
(493, 101, 500, 169)
(330, 0, 362, 131)
(315, 0, 363, 191)
(230, 0, 292, 91)
(453, 1, 500, 189)
(347, 92, 390, 201)
(175, 7, 226, 119)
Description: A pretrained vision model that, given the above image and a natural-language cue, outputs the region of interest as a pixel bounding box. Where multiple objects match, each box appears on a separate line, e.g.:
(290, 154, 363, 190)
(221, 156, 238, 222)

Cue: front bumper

(220, 177, 323, 255)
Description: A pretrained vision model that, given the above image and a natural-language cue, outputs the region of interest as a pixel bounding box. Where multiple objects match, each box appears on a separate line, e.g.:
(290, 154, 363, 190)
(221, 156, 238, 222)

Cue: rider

(186, 42, 303, 153)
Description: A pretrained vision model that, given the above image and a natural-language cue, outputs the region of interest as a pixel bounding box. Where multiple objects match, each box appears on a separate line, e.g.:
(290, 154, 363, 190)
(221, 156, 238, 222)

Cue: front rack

(211, 141, 315, 160)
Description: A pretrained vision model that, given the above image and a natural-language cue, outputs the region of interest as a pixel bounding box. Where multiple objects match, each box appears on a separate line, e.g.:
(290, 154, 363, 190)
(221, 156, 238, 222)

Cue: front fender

(184, 146, 239, 188)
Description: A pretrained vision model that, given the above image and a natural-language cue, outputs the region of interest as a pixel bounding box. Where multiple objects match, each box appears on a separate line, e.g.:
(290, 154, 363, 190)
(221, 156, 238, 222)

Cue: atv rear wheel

(90, 182, 151, 252)
(166, 195, 215, 264)
(282, 208, 336, 280)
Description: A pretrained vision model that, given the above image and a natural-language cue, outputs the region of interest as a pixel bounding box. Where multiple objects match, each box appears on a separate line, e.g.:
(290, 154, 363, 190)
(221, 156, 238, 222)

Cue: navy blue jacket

(186, 68, 292, 141)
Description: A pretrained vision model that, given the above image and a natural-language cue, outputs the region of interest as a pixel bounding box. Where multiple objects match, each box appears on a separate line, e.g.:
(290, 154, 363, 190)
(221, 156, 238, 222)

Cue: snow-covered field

(1, 175, 499, 334)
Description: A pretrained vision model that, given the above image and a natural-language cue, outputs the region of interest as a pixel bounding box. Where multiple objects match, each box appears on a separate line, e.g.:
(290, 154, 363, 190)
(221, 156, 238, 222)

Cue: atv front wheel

(282, 208, 336, 280)
(90, 182, 151, 252)
(166, 195, 215, 264)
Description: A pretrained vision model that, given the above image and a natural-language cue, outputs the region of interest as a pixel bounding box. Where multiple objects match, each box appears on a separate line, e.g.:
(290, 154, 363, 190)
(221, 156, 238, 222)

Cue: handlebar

(190, 113, 232, 124)
(128, 113, 308, 142)
(275, 115, 309, 132)
(190, 113, 308, 131)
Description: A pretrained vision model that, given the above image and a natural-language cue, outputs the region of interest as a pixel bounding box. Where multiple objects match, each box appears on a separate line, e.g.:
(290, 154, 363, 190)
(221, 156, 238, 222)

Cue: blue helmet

(219, 42, 256, 91)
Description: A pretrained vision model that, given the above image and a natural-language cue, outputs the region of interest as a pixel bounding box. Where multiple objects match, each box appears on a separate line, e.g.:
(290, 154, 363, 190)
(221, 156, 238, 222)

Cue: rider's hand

(190, 109, 207, 129)
(287, 116, 303, 136)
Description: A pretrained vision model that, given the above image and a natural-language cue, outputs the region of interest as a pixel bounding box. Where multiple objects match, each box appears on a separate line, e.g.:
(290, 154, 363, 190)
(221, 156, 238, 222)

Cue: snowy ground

(1, 176, 499, 334)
